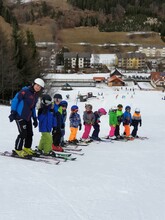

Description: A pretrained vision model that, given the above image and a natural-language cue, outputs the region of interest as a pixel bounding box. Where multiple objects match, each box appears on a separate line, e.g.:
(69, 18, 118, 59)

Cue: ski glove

(61, 123, 65, 129)
(52, 127, 61, 134)
(33, 118, 38, 128)
(79, 123, 82, 131)
(9, 111, 17, 122)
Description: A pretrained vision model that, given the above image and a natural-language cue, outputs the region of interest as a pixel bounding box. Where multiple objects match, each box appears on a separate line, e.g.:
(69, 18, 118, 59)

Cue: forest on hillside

(1, 0, 165, 100)
(67, 0, 164, 16)
(0, 0, 41, 100)
(67, 0, 165, 35)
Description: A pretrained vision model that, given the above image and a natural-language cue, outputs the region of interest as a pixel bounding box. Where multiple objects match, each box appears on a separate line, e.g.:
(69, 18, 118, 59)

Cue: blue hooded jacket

(11, 86, 38, 121)
(123, 111, 132, 125)
(38, 104, 56, 132)
(69, 112, 81, 128)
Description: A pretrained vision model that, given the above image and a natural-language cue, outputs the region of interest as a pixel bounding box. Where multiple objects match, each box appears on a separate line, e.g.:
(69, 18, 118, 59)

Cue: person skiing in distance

(131, 108, 142, 138)
(91, 108, 107, 141)
(52, 93, 63, 152)
(81, 104, 95, 143)
(123, 105, 132, 138)
(108, 106, 118, 139)
(68, 105, 82, 145)
(115, 104, 124, 139)
(37, 94, 56, 156)
(8, 78, 45, 158)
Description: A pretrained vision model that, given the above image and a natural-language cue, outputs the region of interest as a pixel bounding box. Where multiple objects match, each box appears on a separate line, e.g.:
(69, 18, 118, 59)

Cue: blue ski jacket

(123, 111, 132, 125)
(53, 103, 62, 128)
(69, 112, 81, 128)
(11, 86, 38, 121)
(38, 105, 56, 132)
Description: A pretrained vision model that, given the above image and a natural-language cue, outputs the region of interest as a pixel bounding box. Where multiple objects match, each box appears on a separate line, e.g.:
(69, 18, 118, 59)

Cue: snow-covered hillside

(0, 85, 165, 220)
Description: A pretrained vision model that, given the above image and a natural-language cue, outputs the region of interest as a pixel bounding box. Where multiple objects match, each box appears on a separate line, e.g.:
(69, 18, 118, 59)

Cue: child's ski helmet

(111, 106, 117, 111)
(60, 100, 68, 108)
(71, 105, 78, 111)
(34, 78, 45, 88)
(85, 104, 92, 111)
(53, 93, 62, 99)
(125, 105, 131, 110)
(117, 104, 123, 108)
(98, 108, 107, 115)
(135, 108, 140, 113)
(41, 94, 52, 105)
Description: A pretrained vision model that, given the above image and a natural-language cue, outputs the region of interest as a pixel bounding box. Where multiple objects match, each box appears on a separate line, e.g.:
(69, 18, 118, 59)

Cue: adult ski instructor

(8, 78, 45, 158)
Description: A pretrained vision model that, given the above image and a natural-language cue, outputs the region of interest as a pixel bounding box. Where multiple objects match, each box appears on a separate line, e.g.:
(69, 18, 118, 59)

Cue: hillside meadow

(20, 24, 165, 53)
(1, 12, 165, 53)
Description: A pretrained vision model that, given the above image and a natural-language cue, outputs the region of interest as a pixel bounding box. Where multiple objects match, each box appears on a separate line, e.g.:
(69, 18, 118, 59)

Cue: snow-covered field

(0, 84, 165, 220)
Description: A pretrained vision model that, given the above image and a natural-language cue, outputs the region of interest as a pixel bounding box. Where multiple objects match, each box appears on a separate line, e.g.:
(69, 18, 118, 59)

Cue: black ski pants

(131, 125, 138, 137)
(52, 129, 62, 146)
(15, 119, 33, 150)
(115, 125, 120, 137)
(92, 124, 100, 138)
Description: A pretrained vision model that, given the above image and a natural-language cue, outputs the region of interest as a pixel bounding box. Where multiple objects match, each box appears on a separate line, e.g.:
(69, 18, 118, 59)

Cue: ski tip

(71, 158, 77, 161)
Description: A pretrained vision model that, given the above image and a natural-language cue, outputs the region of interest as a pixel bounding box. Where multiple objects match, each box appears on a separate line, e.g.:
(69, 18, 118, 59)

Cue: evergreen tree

(0, 0, 3, 15)
(41, 1, 49, 16)
(0, 29, 18, 99)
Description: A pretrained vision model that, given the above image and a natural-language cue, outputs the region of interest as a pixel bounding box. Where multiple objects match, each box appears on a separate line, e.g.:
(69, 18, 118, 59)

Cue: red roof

(108, 75, 124, 83)
(93, 77, 105, 80)
(151, 72, 165, 81)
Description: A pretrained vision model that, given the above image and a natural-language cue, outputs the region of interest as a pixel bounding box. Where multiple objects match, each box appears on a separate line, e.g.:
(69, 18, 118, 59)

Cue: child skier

(37, 94, 56, 156)
(131, 108, 142, 138)
(123, 105, 132, 138)
(108, 106, 118, 139)
(68, 105, 82, 144)
(8, 78, 45, 158)
(52, 93, 63, 152)
(60, 100, 68, 147)
(91, 108, 107, 141)
(81, 104, 95, 142)
(115, 104, 123, 139)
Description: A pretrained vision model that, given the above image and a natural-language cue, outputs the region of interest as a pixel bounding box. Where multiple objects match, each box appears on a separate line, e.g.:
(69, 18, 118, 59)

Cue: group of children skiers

(108, 104, 142, 140)
(8, 78, 142, 158)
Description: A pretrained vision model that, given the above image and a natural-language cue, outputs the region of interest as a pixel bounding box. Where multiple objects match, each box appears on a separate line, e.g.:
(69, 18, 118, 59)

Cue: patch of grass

(1, 11, 165, 54)
(20, 18, 55, 42)
(0, 16, 12, 39)
(46, 0, 71, 10)
(58, 27, 165, 53)
(59, 27, 163, 44)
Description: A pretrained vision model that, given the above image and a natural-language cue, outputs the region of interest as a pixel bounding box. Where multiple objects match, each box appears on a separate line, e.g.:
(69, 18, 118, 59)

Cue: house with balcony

(138, 45, 165, 58)
(115, 52, 146, 70)
(64, 52, 91, 71)
(107, 75, 125, 87)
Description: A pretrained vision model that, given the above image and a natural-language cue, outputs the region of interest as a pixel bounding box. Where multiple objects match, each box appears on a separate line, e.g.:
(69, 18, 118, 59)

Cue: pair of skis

(0, 149, 78, 165)
(0, 151, 61, 165)
(101, 136, 148, 142)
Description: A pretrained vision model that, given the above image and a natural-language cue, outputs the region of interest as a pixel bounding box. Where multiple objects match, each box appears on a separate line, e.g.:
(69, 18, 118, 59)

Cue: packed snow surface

(0, 84, 165, 220)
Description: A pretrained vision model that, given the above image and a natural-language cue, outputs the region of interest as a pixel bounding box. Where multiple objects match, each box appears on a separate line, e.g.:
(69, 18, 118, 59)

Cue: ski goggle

(45, 100, 52, 105)
(42, 100, 52, 106)
(54, 98, 62, 102)
(72, 109, 78, 112)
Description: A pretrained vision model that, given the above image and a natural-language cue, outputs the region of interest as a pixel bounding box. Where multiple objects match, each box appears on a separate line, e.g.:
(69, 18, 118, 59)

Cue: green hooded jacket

(116, 109, 123, 125)
(109, 110, 117, 126)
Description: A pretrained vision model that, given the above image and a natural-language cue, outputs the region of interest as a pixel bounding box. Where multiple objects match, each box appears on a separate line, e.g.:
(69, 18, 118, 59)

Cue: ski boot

(23, 147, 40, 157)
(13, 149, 32, 159)
(52, 144, 64, 152)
